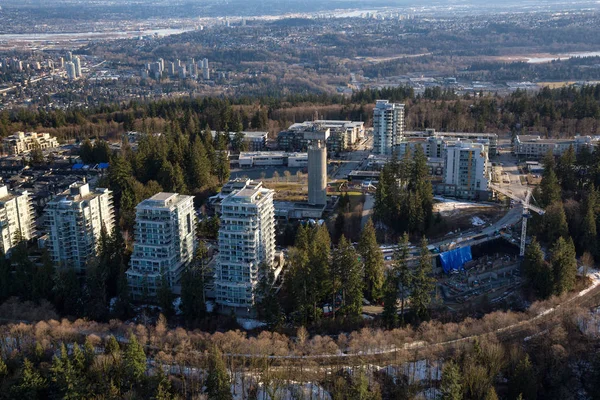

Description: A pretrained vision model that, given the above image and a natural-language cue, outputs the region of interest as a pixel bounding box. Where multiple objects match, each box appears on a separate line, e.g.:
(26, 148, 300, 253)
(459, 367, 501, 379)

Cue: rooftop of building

(0, 185, 17, 202)
(3, 131, 54, 140)
(48, 182, 109, 204)
(223, 180, 273, 204)
(516, 134, 599, 145)
(239, 151, 307, 158)
(406, 129, 498, 138)
(138, 192, 194, 209)
(210, 130, 268, 139)
(375, 99, 405, 108)
(286, 120, 364, 132)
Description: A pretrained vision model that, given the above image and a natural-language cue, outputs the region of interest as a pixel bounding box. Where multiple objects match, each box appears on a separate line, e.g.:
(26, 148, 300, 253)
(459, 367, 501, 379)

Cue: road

(331, 133, 373, 180)
(361, 193, 375, 228)
(379, 204, 524, 259)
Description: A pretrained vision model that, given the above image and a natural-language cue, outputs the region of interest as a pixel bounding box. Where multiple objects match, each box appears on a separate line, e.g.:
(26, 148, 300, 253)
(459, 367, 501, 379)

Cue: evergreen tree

(105, 335, 120, 360)
(440, 361, 463, 400)
(32, 249, 55, 302)
(206, 346, 232, 400)
(0, 253, 11, 301)
(523, 238, 554, 298)
(50, 344, 82, 400)
(92, 140, 111, 163)
(53, 266, 83, 316)
(508, 354, 537, 400)
(285, 246, 312, 325)
(80, 138, 94, 163)
(113, 266, 133, 320)
(409, 145, 434, 233)
(186, 136, 211, 190)
(373, 147, 432, 235)
(84, 258, 109, 321)
(254, 263, 282, 329)
(282, 225, 312, 324)
(123, 333, 146, 384)
(215, 149, 230, 185)
(0, 357, 7, 381)
(358, 218, 384, 302)
(542, 201, 569, 244)
(539, 152, 561, 207)
(551, 237, 577, 294)
(155, 372, 175, 400)
(333, 236, 363, 318)
(581, 189, 597, 256)
(83, 337, 95, 370)
(231, 131, 248, 152)
(381, 272, 398, 329)
(349, 371, 381, 400)
(395, 233, 412, 325)
(411, 237, 435, 321)
(557, 145, 577, 193)
(484, 387, 499, 400)
(157, 273, 175, 317)
(309, 224, 331, 321)
(13, 358, 47, 399)
(334, 212, 345, 244)
(180, 265, 207, 324)
(12, 239, 34, 301)
(373, 172, 390, 224)
(108, 154, 134, 209)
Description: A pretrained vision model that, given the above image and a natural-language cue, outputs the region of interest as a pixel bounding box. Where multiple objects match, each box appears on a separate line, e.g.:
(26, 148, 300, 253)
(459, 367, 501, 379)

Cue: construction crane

(489, 184, 545, 256)
(520, 191, 533, 257)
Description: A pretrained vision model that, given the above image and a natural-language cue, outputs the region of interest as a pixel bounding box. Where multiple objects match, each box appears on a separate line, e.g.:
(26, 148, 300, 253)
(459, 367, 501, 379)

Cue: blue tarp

(440, 246, 472, 274)
(97, 163, 109, 169)
(72, 163, 84, 170)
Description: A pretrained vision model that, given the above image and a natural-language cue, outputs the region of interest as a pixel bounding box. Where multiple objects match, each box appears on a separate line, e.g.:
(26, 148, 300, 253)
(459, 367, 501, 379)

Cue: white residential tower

(215, 181, 275, 312)
(373, 100, 405, 155)
(45, 182, 115, 271)
(0, 185, 34, 255)
(126, 193, 196, 298)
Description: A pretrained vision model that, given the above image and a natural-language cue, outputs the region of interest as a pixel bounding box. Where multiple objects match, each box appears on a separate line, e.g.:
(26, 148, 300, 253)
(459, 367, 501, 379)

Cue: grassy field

(329, 191, 365, 210)
(262, 182, 307, 202)
(537, 81, 576, 89)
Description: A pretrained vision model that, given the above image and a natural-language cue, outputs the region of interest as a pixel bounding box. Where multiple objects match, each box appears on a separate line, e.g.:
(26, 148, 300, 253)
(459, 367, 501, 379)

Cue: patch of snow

(403, 359, 442, 383)
(173, 297, 182, 316)
(471, 216, 485, 226)
(109, 297, 117, 312)
(378, 360, 442, 384)
(206, 301, 214, 313)
(434, 197, 493, 217)
(231, 372, 331, 400)
(237, 318, 267, 330)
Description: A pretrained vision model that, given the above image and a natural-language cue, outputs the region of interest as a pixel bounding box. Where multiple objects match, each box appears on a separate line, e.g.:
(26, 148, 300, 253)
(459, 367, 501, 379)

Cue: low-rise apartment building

(514, 135, 598, 158)
(278, 120, 364, 153)
(3, 132, 59, 155)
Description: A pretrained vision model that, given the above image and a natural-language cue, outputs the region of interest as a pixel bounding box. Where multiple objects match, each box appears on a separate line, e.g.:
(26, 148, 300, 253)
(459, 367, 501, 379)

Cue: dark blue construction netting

(440, 246, 472, 274)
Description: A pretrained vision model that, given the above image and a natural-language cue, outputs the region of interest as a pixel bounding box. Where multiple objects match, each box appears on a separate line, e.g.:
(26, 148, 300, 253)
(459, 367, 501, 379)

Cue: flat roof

(149, 192, 177, 201)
